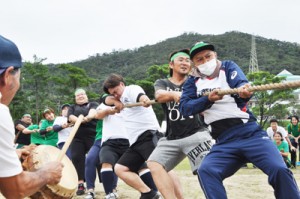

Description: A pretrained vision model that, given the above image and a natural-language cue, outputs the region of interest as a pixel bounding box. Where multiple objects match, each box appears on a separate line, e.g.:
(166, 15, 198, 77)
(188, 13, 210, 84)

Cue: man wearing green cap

(147, 49, 212, 199)
(0, 35, 63, 198)
(179, 42, 300, 199)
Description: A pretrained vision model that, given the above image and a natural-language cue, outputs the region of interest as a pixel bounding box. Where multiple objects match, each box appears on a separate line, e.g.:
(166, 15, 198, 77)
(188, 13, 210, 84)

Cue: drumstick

(202, 80, 300, 96)
(57, 114, 84, 162)
(124, 99, 157, 108)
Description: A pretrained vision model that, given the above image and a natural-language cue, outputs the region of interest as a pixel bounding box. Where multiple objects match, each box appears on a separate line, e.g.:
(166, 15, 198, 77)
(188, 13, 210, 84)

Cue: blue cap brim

(0, 68, 6, 75)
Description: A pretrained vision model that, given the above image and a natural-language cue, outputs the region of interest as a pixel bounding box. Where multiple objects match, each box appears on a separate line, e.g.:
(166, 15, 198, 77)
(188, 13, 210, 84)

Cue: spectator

(274, 132, 292, 168)
(0, 34, 63, 198)
(266, 118, 295, 151)
(287, 115, 300, 168)
(14, 113, 32, 148)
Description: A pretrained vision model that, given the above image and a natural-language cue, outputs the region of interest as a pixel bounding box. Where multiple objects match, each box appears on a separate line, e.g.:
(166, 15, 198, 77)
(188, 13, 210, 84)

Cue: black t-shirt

(14, 120, 31, 145)
(68, 102, 99, 139)
(154, 78, 206, 140)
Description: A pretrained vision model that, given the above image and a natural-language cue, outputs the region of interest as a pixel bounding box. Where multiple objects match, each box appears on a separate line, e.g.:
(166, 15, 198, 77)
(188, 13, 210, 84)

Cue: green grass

(174, 157, 191, 171)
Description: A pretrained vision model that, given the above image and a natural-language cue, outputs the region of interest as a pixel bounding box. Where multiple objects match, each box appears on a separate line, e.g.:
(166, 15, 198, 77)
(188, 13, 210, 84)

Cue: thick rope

(122, 80, 300, 107)
(203, 80, 300, 96)
(124, 100, 157, 108)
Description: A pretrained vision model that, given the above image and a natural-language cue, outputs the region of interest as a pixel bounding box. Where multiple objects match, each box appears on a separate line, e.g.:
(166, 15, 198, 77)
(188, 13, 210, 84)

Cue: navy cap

(0, 35, 22, 75)
(61, 103, 71, 110)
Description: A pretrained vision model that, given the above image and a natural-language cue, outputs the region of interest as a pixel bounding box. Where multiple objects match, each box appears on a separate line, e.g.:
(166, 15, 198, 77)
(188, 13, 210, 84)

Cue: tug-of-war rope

(123, 80, 300, 108)
(202, 80, 300, 96)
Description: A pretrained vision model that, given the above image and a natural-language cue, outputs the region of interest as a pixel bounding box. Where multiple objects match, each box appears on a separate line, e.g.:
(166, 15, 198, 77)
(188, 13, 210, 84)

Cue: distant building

(248, 69, 300, 110)
(277, 69, 300, 101)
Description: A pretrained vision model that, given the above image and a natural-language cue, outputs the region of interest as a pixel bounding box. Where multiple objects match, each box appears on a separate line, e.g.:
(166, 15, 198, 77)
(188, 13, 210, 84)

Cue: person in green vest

(287, 115, 300, 168)
(39, 108, 58, 146)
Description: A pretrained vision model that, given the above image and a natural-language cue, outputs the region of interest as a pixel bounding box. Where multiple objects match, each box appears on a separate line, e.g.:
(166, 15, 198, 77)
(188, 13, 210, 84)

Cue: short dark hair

(274, 132, 284, 141)
(290, 115, 299, 122)
(103, 73, 125, 94)
(168, 49, 190, 77)
(269, 118, 278, 124)
(42, 107, 55, 118)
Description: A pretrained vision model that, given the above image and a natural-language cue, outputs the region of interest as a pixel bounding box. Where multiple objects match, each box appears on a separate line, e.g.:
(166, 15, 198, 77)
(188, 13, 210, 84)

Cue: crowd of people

(1, 35, 300, 199)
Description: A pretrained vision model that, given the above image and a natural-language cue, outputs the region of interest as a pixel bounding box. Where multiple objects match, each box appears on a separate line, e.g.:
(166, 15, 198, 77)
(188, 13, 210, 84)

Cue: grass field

(2, 158, 300, 199)
(74, 158, 300, 199)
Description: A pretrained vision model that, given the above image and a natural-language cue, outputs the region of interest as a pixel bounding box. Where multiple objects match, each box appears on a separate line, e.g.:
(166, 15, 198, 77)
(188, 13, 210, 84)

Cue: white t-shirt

(120, 85, 160, 145)
(53, 116, 72, 145)
(0, 103, 23, 177)
(266, 125, 288, 142)
(195, 69, 249, 125)
(97, 103, 128, 144)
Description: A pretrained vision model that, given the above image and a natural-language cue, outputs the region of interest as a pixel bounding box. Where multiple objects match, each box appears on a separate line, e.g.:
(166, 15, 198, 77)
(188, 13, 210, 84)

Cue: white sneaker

(85, 191, 95, 199)
(105, 192, 118, 199)
(113, 189, 119, 198)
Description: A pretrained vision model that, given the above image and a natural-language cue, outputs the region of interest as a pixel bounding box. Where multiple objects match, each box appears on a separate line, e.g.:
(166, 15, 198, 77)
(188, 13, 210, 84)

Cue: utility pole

(249, 35, 259, 73)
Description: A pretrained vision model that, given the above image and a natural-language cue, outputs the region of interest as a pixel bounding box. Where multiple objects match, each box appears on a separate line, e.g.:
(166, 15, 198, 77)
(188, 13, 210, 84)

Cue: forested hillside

(71, 31, 300, 84)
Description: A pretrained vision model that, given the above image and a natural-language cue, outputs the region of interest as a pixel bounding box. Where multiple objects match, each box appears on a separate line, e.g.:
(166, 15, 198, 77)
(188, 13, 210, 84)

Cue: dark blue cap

(61, 103, 71, 110)
(0, 35, 22, 75)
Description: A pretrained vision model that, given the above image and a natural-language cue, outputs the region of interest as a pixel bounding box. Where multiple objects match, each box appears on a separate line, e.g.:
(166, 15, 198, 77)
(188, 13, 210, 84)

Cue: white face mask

(197, 58, 217, 76)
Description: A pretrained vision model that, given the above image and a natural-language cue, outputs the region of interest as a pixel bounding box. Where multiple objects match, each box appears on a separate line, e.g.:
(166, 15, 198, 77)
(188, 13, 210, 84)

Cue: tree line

(10, 55, 299, 130)
(10, 31, 300, 128)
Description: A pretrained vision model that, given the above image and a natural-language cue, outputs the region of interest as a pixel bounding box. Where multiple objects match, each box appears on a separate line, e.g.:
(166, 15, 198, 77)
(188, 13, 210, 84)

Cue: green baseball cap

(190, 42, 215, 60)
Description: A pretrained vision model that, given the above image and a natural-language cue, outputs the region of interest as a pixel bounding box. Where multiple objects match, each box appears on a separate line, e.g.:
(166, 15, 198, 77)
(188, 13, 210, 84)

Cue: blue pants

(57, 142, 72, 159)
(198, 122, 300, 199)
(85, 139, 102, 189)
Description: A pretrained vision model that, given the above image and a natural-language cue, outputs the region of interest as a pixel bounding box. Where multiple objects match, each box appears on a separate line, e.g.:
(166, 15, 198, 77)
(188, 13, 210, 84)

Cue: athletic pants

(198, 122, 300, 199)
(85, 139, 101, 190)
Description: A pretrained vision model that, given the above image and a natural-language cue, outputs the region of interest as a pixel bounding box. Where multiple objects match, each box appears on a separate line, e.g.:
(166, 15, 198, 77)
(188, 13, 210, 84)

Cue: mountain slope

(70, 31, 300, 82)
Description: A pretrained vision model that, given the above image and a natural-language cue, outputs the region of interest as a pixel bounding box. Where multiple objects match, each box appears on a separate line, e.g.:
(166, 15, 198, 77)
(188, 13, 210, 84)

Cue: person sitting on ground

(266, 118, 295, 151)
(274, 132, 292, 168)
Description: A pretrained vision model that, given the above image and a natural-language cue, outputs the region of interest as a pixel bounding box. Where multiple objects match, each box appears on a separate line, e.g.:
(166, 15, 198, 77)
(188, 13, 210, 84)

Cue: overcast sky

(1, 0, 299, 64)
